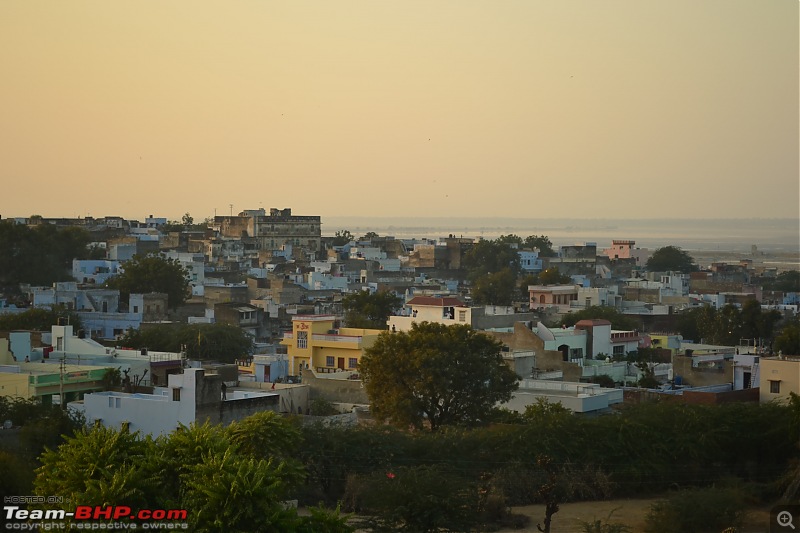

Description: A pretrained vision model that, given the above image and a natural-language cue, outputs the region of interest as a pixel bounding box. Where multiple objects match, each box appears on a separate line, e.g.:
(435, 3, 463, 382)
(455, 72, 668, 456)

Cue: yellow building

(280, 315, 383, 376)
(760, 356, 800, 404)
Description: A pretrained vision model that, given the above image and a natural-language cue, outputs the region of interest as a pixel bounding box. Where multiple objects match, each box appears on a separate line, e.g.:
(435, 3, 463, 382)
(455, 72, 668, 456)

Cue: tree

(0, 221, 94, 288)
(524, 235, 555, 257)
(462, 239, 521, 281)
(471, 268, 518, 305)
(538, 267, 571, 285)
(342, 290, 402, 329)
(775, 318, 800, 355)
(119, 323, 253, 363)
(774, 270, 800, 292)
(332, 230, 353, 246)
(560, 306, 639, 331)
(0, 307, 81, 332)
(34, 420, 353, 532)
(181, 212, 194, 226)
(359, 231, 379, 241)
(360, 322, 519, 430)
(645, 246, 695, 273)
(105, 253, 191, 309)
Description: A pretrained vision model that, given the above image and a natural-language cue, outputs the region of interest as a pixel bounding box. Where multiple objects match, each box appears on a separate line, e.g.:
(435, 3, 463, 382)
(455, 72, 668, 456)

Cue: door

(337, 357, 345, 370)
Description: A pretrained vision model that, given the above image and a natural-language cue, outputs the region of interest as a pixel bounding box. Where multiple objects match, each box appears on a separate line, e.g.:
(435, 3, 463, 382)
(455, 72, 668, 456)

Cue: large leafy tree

(774, 318, 800, 355)
(524, 235, 556, 257)
(0, 221, 95, 288)
(342, 290, 402, 329)
(471, 268, 518, 305)
(105, 253, 191, 309)
(360, 322, 519, 431)
(560, 305, 639, 331)
(646, 246, 695, 273)
(0, 307, 81, 331)
(462, 238, 522, 283)
(120, 323, 253, 363)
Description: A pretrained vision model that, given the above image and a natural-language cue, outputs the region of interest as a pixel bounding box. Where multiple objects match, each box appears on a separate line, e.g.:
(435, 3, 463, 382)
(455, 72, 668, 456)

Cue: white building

(76, 368, 279, 437)
(72, 259, 122, 285)
(387, 296, 472, 332)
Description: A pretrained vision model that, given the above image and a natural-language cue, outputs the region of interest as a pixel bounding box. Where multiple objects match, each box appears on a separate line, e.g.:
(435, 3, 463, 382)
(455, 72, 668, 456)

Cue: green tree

(775, 270, 800, 292)
(645, 246, 695, 273)
(560, 306, 639, 331)
(332, 230, 354, 246)
(471, 268, 518, 305)
(360, 322, 519, 430)
(519, 273, 540, 300)
(359, 231, 379, 241)
(524, 235, 555, 257)
(342, 290, 402, 329)
(0, 221, 94, 288)
(462, 239, 522, 281)
(538, 267, 571, 285)
(105, 253, 190, 309)
(181, 212, 194, 226)
(120, 323, 253, 363)
(775, 318, 800, 355)
(497, 234, 523, 246)
(0, 307, 81, 332)
(34, 420, 353, 532)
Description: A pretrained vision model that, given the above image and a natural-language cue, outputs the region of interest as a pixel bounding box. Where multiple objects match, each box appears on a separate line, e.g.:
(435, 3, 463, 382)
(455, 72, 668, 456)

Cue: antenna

(229, 204, 233, 216)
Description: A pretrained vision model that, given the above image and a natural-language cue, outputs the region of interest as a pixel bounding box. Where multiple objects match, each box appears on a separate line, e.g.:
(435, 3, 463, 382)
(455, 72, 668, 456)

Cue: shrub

(643, 487, 748, 533)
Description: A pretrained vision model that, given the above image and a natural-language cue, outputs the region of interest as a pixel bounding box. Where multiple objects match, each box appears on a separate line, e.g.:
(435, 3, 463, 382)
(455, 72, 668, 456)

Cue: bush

(643, 487, 748, 533)
(345, 465, 481, 532)
(310, 399, 340, 417)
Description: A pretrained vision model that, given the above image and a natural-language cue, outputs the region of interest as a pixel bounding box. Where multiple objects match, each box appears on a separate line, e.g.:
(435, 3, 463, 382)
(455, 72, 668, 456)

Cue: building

(214, 208, 321, 254)
(387, 296, 471, 332)
(280, 315, 383, 375)
(760, 356, 800, 404)
(76, 368, 280, 436)
(72, 259, 122, 285)
(528, 284, 578, 313)
(503, 378, 623, 414)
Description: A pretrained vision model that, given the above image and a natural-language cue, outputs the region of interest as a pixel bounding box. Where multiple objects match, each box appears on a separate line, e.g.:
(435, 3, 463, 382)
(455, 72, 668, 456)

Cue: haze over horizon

(1, 1, 798, 221)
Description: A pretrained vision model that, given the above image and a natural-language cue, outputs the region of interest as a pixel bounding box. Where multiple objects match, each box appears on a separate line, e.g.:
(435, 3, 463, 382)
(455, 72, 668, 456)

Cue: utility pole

(59, 357, 65, 410)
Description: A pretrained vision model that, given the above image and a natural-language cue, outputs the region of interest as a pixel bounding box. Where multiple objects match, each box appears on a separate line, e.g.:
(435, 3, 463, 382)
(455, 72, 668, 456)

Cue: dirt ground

(497, 498, 772, 533)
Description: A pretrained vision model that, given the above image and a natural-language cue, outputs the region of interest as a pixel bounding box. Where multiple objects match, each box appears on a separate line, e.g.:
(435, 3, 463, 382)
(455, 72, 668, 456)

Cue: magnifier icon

(778, 510, 796, 530)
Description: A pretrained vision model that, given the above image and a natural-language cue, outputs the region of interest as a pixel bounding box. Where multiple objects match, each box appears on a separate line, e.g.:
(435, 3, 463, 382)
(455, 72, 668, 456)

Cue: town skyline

(1, 1, 798, 220)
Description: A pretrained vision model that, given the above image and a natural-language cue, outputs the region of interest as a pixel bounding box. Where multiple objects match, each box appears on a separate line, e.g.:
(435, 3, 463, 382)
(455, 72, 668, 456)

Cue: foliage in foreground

(34, 412, 352, 533)
(643, 486, 748, 533)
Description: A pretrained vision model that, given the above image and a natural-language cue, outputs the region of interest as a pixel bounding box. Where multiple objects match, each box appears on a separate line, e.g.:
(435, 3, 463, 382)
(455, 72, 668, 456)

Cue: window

(612, 345, 625, 356)
(770, 380, 781, 394)
(172, 388, 181, 402)
(348, 358, 358, 369)
(326, 356, 335, 367)
(108, 397, 114, 408)
(115, 397, 121, 408)
(133, 305, 139, 313)
(297, 331, 308, 349)
(458, 311, 467, 322)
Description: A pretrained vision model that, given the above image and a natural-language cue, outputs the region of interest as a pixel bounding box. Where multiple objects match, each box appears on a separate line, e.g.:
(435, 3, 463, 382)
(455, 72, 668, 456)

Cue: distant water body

(324, 217, 800, 255)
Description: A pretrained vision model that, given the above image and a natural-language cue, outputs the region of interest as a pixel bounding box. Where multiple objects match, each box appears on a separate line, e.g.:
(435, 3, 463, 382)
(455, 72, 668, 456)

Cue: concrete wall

(302, 370, 369, 405)
(672, 355, 734, 388)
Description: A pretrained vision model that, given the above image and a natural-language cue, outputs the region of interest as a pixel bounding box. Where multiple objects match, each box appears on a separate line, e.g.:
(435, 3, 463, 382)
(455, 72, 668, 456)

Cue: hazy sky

(1, 1, 797, 221)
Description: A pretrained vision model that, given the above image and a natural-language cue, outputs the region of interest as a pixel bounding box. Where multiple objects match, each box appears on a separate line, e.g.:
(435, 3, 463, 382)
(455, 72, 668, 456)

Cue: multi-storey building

(214, 208, 321, 254)
(280, 315, 382, 375)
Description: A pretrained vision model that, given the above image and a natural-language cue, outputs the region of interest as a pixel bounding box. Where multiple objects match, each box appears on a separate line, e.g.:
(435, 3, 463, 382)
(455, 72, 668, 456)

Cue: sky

(1, 1, 798, 222)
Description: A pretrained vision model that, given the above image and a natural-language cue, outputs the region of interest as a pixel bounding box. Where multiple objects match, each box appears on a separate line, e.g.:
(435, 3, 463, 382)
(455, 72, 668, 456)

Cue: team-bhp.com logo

(4, 505, 188, 530)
